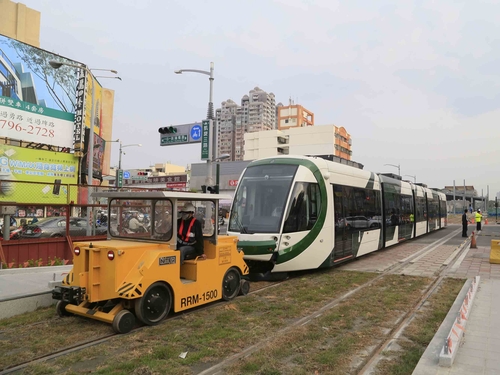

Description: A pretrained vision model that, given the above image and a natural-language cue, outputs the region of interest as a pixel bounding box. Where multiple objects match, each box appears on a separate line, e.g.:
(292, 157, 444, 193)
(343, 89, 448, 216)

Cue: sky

(18, 0, 500, 198)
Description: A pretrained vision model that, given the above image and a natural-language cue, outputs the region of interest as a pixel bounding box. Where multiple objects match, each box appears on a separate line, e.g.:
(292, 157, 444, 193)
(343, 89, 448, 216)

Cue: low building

(244, 125, 352, 161)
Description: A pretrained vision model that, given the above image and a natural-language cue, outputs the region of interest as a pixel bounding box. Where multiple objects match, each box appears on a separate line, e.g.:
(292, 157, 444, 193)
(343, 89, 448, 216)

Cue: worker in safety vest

(410, 213, 414, 223)
(475, 209, 482, 231)
(177, 203, 206, 264)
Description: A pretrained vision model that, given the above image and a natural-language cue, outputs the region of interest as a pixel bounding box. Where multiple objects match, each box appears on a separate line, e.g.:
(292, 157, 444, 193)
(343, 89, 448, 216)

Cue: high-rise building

(277, 100, 314, 130)
(216, 87, 276, 161)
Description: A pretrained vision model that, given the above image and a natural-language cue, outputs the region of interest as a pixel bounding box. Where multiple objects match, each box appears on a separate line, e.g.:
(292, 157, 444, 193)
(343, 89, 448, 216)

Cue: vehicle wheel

(56, 300, 73, 317)
(222, 268, 241, 301)
(239, 279, 250, 296)
(134, 282, 172, 325)
(112, 309, 135, 334)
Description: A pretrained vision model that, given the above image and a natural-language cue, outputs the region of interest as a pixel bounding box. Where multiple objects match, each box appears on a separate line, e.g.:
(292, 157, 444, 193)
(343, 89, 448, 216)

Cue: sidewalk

(413, 223, 500, 374)
(0, 265, 72, 319)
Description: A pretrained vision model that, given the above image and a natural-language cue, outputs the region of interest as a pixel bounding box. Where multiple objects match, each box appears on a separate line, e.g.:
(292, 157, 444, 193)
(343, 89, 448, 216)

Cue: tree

(2, 38, 78, 112)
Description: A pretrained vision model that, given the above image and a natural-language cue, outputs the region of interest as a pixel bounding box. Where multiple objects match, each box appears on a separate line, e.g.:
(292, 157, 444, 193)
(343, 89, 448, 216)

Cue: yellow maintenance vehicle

(52, 191, 249, 333)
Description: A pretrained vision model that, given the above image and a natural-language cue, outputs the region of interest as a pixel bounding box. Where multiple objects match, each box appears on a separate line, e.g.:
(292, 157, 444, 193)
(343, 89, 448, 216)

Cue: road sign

(191, 124, 202, 141)
(229, 179, 238, 187)
(201, 120, 211, 160)
(159, 122, 203, 146)
(116, 169, 124, 188)
(161, 134, 188, 145)
(123, 171, 130, 179)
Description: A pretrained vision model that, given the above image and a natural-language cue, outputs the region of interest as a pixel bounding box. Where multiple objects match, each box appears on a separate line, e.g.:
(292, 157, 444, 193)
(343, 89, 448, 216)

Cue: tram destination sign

(159, 122, 202, 146)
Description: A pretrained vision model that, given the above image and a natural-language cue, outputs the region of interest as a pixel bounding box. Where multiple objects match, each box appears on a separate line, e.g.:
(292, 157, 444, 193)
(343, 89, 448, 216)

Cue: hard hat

(478, 209, 481, 212)
(180, 203, 195, 213)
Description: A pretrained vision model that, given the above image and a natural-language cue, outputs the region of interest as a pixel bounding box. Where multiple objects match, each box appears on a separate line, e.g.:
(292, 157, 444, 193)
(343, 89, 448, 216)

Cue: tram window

(283, 182, 321, 233)
(229, 164, 297, 234)
(333, 184, 381, 230)
(415, 197, 426, 222)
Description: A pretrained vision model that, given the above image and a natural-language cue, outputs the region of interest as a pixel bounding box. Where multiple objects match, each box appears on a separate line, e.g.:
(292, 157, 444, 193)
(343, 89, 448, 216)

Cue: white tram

(227, 155, 447, 276)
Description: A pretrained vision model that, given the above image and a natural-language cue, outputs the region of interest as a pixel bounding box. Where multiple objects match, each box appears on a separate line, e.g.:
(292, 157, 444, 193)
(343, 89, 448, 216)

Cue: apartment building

(244, 125, 352, 161)
(216, 87, 276, 161)
(277, 101, 314, 130)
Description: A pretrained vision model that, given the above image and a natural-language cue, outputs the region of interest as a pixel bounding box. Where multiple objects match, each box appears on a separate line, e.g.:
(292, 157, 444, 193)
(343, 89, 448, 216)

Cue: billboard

(0, 33, 113, 183)
(80, 127, 105, 181)
(0, 143, 78, 203)
(0, 33, 80, 148)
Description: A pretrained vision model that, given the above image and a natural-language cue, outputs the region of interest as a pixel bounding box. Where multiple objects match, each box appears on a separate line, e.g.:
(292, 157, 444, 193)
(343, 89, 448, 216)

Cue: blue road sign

(190, 124, 202, 141)
(123, 171, 130, 179)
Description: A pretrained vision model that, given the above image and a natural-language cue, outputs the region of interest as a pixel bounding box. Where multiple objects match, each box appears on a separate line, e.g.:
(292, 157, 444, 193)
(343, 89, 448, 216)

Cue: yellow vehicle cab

(52, 191, 250, 333)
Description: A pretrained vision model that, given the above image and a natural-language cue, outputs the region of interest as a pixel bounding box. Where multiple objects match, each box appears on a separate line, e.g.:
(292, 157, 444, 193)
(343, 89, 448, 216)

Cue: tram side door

(333, 185, 354, 262)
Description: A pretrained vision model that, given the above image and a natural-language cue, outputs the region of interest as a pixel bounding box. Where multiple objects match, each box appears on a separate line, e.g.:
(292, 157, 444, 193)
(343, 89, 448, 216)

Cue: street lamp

(49, 60, 118, 235)
(404, 174, 416, 183)
(384, 163, 401, 176)
(174, 62, 215, 184)
(119, 142, 142, 170)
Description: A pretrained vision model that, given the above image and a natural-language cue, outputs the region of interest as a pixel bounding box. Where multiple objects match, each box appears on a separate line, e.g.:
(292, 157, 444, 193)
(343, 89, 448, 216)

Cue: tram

(52, 191, 250, 333)
(227, 155, 447, 276)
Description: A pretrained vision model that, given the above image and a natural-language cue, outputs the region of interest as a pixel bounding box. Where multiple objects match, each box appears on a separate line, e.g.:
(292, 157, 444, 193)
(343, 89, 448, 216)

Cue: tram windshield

(229, 164, 297, 233)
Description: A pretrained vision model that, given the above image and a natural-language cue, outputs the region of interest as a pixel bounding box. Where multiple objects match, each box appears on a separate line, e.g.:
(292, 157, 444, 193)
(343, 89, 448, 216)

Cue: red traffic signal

(158, 126, 177, 134)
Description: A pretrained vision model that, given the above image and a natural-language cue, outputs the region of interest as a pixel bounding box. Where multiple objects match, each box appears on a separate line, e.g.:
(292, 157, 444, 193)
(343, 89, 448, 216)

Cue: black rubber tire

(134, 282, 172, 325)
(112, 309, 135, 334)
(56, 300, 73, 317)
(222, 268, 241, 301)
(239, 279, 250, 296)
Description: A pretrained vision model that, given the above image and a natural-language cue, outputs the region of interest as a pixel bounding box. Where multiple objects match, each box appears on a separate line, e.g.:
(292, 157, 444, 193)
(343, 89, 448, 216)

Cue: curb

(0, 265, 72, 275)
(0, 291, 54, 320)
(439, 275, 480, 367)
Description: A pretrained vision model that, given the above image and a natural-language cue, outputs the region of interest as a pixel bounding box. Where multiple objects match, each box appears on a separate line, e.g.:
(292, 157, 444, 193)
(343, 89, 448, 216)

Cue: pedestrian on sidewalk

(462, 208, 468, 237)
(476, 209, 482, 231)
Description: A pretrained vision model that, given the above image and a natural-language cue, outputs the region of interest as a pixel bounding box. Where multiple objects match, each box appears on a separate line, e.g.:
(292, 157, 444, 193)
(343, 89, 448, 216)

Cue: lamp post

(78, 144, 100, 185)
(119, 142, 142, 170)
(404, 174, 416, 183)
(49, 60, 118, 235)
(174, 62, 215, 184)
(213, 154, 230, 192)
(384, 163, 401, 176)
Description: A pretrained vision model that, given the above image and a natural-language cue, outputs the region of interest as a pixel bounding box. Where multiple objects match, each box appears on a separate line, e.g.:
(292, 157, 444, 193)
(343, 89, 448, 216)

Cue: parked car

(20, 217, 107, 239)
(337, 216, 382, 230)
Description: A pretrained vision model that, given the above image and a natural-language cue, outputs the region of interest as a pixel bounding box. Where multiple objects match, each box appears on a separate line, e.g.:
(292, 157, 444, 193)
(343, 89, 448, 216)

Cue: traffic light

(207, 185, 219, 194)
(158, 126, 177, 134)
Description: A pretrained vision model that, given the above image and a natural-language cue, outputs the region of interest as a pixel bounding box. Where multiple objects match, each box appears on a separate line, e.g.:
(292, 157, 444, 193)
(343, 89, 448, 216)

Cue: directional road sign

(159, 122, 203, 146)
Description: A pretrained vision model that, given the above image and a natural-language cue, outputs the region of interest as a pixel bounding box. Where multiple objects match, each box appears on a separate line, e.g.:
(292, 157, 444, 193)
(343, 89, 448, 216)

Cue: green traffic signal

(158, 126, 177, 134)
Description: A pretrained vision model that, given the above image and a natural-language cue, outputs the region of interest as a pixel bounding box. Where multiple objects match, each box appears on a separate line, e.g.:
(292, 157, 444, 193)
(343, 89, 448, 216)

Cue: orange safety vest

(178, 217, 196, 244)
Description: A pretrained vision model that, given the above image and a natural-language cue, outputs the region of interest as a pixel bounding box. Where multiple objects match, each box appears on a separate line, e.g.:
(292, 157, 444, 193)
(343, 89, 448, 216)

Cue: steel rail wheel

(112, 309, 135, 334)
(222, 268, 241, 301)
(134, 282, 172, 325)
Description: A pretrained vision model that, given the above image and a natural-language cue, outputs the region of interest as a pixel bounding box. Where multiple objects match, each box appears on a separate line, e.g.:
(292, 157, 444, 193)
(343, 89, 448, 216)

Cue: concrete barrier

(439, 275, 480, 367)
(0, 291, 55, 320)
(490, 240, 500, 264)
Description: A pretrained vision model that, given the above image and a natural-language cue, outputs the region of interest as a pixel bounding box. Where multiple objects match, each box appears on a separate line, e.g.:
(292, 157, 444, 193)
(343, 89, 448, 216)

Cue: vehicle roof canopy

(92, 191, 232, 201)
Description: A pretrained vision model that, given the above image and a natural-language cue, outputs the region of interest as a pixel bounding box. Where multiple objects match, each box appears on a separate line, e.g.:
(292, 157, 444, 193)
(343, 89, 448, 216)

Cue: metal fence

(0, 179, 172, 267)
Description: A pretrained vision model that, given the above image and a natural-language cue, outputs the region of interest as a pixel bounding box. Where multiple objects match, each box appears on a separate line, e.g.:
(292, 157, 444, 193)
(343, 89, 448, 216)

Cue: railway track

(0, 278, 283, 374)
(196, 227, 468, 375)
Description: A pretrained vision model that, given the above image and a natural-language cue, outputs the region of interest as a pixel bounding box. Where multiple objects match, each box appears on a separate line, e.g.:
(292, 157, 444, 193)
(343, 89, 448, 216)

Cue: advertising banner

(0, 96, 74, 147)
(0, 144, 78, 203)
(80, 127, 105, 181)
(0, 34, 80, 148)
(85, 75, 103, 135)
